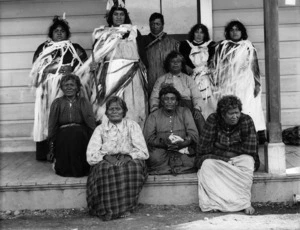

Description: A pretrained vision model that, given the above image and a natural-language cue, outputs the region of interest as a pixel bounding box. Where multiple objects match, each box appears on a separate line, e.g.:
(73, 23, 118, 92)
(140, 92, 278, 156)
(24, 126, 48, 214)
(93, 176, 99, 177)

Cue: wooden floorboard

(0, 145, 299, 187)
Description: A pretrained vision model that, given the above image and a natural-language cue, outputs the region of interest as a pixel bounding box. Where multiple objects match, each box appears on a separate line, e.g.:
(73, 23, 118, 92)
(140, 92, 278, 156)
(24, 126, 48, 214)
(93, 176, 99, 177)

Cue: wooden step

(1, 171, 300, 211)
(0, 151, 300, 211)
(0, 137, 35, 153)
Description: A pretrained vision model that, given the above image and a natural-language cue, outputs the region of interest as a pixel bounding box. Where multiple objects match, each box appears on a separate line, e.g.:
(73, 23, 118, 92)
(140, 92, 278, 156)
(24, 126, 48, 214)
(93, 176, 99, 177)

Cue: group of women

(30, 5, 264, 221)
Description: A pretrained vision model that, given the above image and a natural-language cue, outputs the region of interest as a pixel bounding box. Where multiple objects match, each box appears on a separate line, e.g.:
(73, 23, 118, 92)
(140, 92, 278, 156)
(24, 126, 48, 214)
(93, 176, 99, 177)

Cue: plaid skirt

(86, 158, 147, 220)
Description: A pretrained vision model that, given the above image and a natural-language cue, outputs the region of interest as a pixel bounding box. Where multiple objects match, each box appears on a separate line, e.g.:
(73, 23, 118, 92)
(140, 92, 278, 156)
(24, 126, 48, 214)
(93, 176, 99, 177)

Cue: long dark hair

(188, 23, 210, 42)
(106, 6, 131, 26)
(224, 20, 248, 41)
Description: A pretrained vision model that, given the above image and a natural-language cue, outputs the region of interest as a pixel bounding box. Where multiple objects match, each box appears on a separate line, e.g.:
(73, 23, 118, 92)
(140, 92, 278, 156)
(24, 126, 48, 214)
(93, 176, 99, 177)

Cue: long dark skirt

(54, 125, 90, 177)
(87, 157, 147, 221)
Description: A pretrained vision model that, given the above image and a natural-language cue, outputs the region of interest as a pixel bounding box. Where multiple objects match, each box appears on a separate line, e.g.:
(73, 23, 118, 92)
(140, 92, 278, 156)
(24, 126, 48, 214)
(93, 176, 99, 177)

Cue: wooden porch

(1, 145, 300, 211)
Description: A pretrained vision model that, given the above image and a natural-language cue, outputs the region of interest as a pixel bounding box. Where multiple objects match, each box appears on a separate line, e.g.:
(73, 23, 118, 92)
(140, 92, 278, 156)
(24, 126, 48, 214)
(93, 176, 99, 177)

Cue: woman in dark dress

(30, 15, 87, 161)
(48, 74, 96, 177)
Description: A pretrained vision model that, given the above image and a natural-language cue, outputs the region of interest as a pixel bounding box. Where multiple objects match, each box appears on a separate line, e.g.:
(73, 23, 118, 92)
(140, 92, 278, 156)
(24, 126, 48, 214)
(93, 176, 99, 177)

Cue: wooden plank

(254, 41, 300, 59)
(0, 1, 105, 19)
(0, 103, 34, 120)
(0, 33, 93, 53)
(0, 87, 35, 104)
(261, 92, 300, 110)
(261, 75, 300, 92)
(0, 120, 33, 138)
(0, 137, 35, 152)
(285, 152, 300, 168)
(259, 58, 300, 76)
(213, 7, 300, 27)
(212, 0, 300, 10)
(0, 152, 30, 170)
(213, 24, 300, 43)
(0, 152, 34, 182)
(281, 108, 300, 126)
(0, 69, 32, 87)
(0, 15, 104, 36)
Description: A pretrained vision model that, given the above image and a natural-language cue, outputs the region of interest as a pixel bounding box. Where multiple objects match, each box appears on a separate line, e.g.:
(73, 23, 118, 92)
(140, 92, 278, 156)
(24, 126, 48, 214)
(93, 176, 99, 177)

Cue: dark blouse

(48, 96, 96, 141)
(33, 41, 87, 70)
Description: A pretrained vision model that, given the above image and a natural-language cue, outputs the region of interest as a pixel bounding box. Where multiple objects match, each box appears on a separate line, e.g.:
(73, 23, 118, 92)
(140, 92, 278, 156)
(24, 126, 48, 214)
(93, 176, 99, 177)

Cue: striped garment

(86, 158, 147, 220)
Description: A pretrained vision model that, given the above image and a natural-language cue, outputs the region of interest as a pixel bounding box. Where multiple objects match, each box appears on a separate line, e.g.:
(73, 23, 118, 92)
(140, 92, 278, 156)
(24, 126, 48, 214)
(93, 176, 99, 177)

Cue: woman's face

(52, 25, 67, 42)
(194, 28, 205, 43)
(112, 10, 126, 27)
(229, 25, 242, 42)
(106, 102, 124, 124)
(161, 93, 178, 112)
(169, 56, 182, 74)
(62, 79, 78, 98)
(150, 18, 164, 35)
(222, 107, 241, 126)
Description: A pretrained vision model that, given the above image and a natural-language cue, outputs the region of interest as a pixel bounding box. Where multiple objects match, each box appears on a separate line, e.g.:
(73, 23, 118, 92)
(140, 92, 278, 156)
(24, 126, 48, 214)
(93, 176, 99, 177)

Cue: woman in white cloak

(76, 6, 147, 128)
(212, 20, 266, 134)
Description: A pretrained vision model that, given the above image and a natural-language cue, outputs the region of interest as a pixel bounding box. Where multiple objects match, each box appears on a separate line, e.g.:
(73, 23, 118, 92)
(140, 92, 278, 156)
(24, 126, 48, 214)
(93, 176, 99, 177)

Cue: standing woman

(86, 96, 149, 221)
(179, 24, 216, 119)
(76, 6, 148, 128)
(30, 15, 87, 161)
(212, 20, 266, 135)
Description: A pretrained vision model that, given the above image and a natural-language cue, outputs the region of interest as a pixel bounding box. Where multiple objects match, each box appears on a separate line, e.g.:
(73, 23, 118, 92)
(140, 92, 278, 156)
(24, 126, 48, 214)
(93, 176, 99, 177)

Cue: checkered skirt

(86, 158, 147, 220)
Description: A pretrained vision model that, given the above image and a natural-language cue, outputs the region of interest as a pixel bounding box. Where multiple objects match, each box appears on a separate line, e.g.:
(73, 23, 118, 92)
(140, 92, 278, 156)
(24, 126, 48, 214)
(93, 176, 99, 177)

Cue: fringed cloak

(212, 40, 266, 131)
(76, 24, 148, 128)
(30, 40, 86, 141)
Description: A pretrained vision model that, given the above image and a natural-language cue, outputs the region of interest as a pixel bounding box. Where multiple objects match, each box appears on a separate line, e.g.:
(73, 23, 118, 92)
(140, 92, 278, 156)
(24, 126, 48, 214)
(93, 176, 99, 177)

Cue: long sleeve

(86, 126, 105, 165)
(143, 112, 162, 148)
(80, 98, 96, 133)
(86, 119, 149, 165)
(48, 98, 61, 141)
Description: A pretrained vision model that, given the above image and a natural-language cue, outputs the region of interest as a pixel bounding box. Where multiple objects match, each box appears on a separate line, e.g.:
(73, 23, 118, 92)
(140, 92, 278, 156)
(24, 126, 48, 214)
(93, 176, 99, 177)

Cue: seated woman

(150, 51, 205, 134)
(86, 96, 149, 221)
(196, 95, 260, 215)
(48, 74, 96, 177)
(144, 86, 199, 175)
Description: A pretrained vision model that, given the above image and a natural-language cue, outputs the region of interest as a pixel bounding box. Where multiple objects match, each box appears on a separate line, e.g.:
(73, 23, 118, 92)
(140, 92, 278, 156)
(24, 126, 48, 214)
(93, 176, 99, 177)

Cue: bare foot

(244, 206, 255, 215)
(208, 209, 220, 213)
(119, 211, 130, 218)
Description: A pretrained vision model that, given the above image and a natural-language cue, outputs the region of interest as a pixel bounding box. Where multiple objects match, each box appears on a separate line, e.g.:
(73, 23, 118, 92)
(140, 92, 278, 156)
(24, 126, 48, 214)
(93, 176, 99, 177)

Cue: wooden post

(197, 0, 201, 24)
(263, 0, 286, 174)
